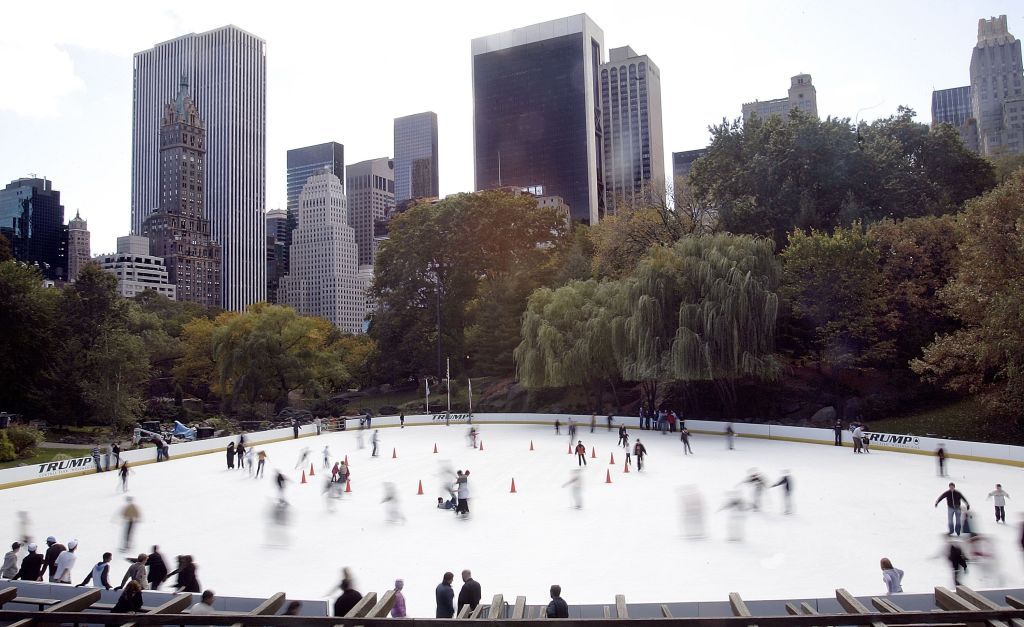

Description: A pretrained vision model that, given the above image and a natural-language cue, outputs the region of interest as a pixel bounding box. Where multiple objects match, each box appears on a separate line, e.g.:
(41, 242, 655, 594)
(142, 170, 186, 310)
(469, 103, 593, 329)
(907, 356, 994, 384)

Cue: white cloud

(0, 42, 85, 118)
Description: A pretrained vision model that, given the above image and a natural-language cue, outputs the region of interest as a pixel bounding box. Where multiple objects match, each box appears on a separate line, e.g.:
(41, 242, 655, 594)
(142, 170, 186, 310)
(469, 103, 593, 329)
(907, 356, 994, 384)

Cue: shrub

(0, 432, 16, 462)
(6, 425, 43, 455)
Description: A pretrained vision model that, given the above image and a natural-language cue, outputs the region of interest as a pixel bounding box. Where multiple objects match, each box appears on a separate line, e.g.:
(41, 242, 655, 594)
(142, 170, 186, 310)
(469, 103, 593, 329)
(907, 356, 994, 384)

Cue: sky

(1, 0, 1021, 254)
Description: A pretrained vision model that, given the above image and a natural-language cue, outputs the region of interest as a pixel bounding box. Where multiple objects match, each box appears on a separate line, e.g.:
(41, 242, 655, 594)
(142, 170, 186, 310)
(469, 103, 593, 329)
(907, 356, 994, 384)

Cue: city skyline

(1, 0, 1021, 252)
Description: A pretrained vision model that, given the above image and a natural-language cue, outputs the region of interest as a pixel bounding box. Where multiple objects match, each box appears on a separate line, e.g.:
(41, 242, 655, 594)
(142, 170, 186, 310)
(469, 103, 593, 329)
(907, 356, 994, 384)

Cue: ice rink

(5, 423, 1022, 616)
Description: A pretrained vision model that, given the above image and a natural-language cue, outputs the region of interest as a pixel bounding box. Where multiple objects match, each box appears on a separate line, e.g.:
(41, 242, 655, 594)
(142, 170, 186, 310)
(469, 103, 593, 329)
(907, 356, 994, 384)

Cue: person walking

(833, 419, 843, 446)
(575, 440, 587, 467)
(935, 482, 969, 536)
(880, 558, 903, 595)
(988, 484, 1010, 523)
(226, 442, 235, 469)
(436, 572, 455, 618)
(391, 579, 407, 618)
(937, 444, 947, 477)
(458, 570, 482, 612)
(633, 439, 648, 471)
(1, 542, 20, 579)
(76, 552, 112, 589)
(256, 450, 267, 478)
(371, 430, 380, 457)
(680, 428, 693, 455)
(12, 543, 42, 581)
(146, 546, 167, 590)
(120, 497, 141, 550)
(91, 445, 103, 473)
(546, 584, 569, 618)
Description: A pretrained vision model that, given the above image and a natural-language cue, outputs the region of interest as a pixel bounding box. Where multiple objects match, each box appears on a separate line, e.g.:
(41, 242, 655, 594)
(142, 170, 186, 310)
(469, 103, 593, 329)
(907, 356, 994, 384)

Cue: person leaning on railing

(546, 585, 569, 618)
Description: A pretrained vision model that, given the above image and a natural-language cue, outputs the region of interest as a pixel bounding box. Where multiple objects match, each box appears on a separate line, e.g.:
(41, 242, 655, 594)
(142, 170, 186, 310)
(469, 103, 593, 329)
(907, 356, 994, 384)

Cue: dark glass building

(0, 177, 67, 280)
(394, 112, 439, 202)
(472, 14, 605, 224)
(284, 142, 345, 276)
(672, 148, 708, 181)
(931, 86, 972, 127)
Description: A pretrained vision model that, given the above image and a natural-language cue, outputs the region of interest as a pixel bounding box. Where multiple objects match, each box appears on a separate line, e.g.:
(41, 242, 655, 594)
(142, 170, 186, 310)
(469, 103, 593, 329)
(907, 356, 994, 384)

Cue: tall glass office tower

(394, 112, 439, 203)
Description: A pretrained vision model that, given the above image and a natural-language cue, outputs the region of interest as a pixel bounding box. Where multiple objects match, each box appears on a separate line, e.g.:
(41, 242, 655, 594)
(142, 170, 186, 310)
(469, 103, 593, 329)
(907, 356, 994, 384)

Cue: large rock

(809, 406, 837, 424)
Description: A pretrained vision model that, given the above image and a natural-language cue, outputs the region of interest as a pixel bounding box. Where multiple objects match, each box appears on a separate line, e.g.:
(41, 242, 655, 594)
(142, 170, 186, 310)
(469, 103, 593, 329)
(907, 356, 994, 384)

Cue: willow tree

(514, 279, 624, 412)
(615, 234, 781, 416)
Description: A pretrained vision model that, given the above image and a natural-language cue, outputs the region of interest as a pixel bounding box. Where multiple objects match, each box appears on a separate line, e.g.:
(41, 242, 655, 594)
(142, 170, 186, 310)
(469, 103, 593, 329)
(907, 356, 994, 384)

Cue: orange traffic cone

(567, 443, 572, 454)
(345, 480, 352, 493)
(623, 459, 630, 473)
(605, 469, 612, 484)
(392, 448, 397, 459)
(344, 454, 349, 465)
(609, 452, 615, 465)
(591, 446, 596, 459)
(309, 463, 315, 476)
(510, 478, 517, 493)
(479, 441, 484, 451)
(300, 470, 307, 484)
(529, 440, 534, 451)
(417, 480, 424, 495)
(433, 443, 438, 454)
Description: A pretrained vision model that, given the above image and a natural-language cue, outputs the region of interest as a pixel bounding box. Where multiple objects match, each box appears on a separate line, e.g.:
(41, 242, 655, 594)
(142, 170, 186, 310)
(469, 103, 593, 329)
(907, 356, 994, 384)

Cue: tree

(174, 315, 224, 400)
(0, 261, 60, 418)
(0, 233, 12, 262)
(780, 225, 892, 368)
(80, 330, 150, 430)
(371, 190, 567, 381)
(689, 108, 995, 248)
(912, 170, 1024, 420)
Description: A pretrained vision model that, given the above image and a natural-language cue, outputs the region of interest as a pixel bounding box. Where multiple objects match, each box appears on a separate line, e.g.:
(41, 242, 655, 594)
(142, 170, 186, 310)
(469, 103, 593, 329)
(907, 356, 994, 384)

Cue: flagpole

(446, 358, 452, 414)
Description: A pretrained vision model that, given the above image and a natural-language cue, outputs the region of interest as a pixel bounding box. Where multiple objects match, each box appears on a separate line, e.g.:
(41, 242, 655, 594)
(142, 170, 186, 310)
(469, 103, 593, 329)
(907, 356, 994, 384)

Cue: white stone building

(278, 171, 365, 334)
(95, 235, 176, 300)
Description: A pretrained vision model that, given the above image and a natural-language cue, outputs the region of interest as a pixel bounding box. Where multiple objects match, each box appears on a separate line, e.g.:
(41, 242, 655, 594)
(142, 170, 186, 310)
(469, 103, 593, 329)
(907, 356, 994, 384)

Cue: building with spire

(142, 76, 222, 307)
(66, 210, 91, 281)
(970, 15, 1024, 155)
(278, 170, 365, 334)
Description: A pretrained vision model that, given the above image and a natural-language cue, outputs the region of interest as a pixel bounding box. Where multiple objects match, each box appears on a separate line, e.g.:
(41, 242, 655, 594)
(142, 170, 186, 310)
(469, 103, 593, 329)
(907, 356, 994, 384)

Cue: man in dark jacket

(935, 482, 970, 536)
(334, 579, 363, 617)
(458, 569, 481, 612)
(436, 571, 455, 618)
(12, 543, 43, 581)
(42, 536, 66, 582)
(833, 420, 842, 446)
(146, 546, 168, 590)
(546, 584, 569, 618)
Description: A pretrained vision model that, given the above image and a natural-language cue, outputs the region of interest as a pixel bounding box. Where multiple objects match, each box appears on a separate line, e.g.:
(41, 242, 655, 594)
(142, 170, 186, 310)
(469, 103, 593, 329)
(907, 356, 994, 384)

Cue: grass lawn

(869, 397, 1021, 444)
(0, 447, 93, 470)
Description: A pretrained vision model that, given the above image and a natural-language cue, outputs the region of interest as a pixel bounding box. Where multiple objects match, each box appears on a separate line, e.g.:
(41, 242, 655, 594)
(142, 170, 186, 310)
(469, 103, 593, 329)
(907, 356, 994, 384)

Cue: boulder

(809, 406, 837, 424)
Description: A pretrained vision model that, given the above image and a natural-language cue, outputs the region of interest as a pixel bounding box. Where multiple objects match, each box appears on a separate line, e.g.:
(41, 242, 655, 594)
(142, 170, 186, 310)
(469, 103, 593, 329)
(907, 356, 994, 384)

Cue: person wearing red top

(574, 441, 587, 466)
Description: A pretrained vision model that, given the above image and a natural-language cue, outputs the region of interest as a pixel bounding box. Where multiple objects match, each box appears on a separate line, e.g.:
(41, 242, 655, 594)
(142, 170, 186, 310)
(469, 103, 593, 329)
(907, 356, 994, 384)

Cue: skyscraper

(66, 210, 91, 282)
(132, 25, 266, 310)
(742, 74, 818, 122)
(265, 208, 287, 304)
(472, 14, 605, 224)
(0, 177, 67, 280)
(600, 46, 665, 214)
(143, 77, 222, 307)
(970, 15, 1024, 155)
(286, 142, 345, 223)
(672, 149, 708, 181)
(394, 112, 439, 203)
(346, 158, 394, 267)
(932, 85, 979, 152)
(278, 171, 364, 333)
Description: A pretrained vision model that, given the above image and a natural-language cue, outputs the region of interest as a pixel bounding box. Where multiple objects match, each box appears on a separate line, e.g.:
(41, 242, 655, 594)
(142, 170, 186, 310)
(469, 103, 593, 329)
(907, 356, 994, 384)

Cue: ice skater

(295, 447, 311, 469)
(246, 447, 255, 477)
(852, 424, 864, 453)
(575, 440, 587, 466)
(606, 414, 613, 432)
(967, 532, 1003, 586)
(567, 418, 577, 440)
(381, 482, 406, 523)
(338, 461, 350, 488)
(256, 450, 267, 478)
(880, 558, 903, 595)
(467, 426, 479, 448)
(772, 470, 793, 514)
(725, 423, 735, 450)
(357, 428, 365, 449)
(987, 484, 1010, 523)
(935, 482, 969, 536)
(236, 439, 245, 469)
(937, 444, 947, 476)
(371, 430, 380, 457)
(275, 471, 289, 504)
(118, 462, 132, 492)
(633, 439, 647, 471)
(617, 425, 628, 447)
(323, 445, 331, 469)
(120, 497, 141, 551)
(833, 419, 843, 446)
(680, 428, 693, 455)
(741, 469, 766, 511)
(554, 419, 561, 435)
(937, 535, 969, 586)
(562, 469, 583, 509)
(456, 470, 471, 516)
(719, 491, 747, 541)
(590, 413, 596, 433)
(226, 442, 235, 469)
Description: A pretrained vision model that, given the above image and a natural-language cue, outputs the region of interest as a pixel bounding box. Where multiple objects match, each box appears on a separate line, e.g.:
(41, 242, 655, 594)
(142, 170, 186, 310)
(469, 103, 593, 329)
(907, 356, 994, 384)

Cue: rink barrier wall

(3, 412, 1022, 490)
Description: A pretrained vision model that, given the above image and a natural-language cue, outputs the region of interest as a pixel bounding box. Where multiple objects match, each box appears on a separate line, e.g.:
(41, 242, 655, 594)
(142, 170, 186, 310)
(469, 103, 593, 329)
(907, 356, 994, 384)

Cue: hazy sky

(1, 0, 1021, 254)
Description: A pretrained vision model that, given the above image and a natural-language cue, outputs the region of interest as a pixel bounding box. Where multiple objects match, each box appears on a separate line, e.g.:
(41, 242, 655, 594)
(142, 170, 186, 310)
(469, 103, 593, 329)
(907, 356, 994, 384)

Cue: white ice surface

(5, 424, 1023, 616)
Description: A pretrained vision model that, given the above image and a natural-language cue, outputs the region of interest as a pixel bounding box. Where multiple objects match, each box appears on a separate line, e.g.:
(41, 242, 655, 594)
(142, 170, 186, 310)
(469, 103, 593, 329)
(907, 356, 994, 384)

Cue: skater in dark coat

(935, 482, 969, 536)
(633, 440, 648, 471)
(226, 442, 235, 469)
(236, 440, 245, 469)
(111, 581, 144, 613)
(167, 555, 200, 593)
(772, 471, 794, 514)
(146, 546, 168, 590)
(833, 420, 843, 446)
(680, 428, 693, 455)
(575, 441, 587, 466)
(742, 470, 767, 511)
(458, 570, 482, 611)
(334, 579, 363, 617)
(937, 445, 947, 477)
(436, 572, 455, 618)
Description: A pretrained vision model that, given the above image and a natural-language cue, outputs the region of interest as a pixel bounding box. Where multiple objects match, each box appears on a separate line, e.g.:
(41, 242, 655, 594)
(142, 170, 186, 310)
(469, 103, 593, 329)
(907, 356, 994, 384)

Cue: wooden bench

(229, 591, 285, 627)
(0, 588, 20, 607)
(935, 586, 1008, 627)
(955, 586, 1024, 627)
(836, 588, 886, 627)
(10, 597, 59, 612)
(367, 590, 396, 618)
(122, 592, 192, 627)
(510, 595, 526, 619)
(486, 594, 504, 619)
(7, 588, 101, 627)
(456, 604, 471, 619)
(343, 591, 377, 619)
(615, 594, 628, 619)
(728, 592, 756, 626)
